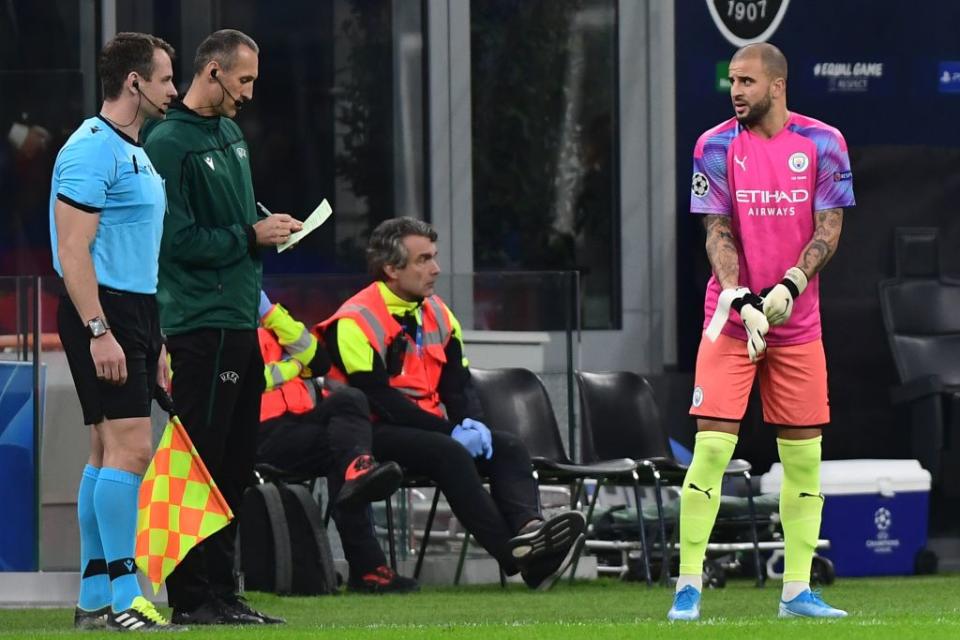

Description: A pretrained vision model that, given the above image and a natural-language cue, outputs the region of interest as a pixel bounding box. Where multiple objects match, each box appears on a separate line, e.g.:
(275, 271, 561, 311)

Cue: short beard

(736, 93, 773, 127)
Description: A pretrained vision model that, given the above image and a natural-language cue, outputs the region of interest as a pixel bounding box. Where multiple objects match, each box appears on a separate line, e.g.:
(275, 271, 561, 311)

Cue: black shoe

(520, 532, 586, 591)
(74, 605, 110, 630)
(509, 511, 586, 564)
(337, 456, 403, 508)
(347, 565, 420, 594)
(170, 599, 260, 625)
(220, 595, 285, 624)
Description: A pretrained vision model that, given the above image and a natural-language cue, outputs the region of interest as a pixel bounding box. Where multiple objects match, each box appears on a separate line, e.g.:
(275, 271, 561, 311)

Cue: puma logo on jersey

(688, 483, 713, 500)
(219, 371, 239, 384)
(204, 156, 215, 171)
(734, 154, 747, 171)
(799, 491, 824, 501)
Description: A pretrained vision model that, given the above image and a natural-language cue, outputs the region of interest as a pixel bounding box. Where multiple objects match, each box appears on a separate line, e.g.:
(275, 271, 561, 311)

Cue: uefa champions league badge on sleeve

(692, 173, 709, 198)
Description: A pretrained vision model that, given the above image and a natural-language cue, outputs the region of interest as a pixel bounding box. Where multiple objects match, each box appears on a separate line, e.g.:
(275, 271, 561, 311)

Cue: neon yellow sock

(678, 431, 737, 576)
(778, 436, 823, 583)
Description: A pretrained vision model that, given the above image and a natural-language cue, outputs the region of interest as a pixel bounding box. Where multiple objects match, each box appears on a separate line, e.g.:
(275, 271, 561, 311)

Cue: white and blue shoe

(667, 585, 701, 621)
(778, 589, 847, 618)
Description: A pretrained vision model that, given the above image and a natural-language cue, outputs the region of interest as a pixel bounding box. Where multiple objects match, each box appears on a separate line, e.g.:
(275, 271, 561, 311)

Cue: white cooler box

(761, 459, 931, 577)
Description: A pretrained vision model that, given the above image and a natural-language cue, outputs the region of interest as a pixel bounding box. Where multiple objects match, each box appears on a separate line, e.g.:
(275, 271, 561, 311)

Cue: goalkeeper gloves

(731, 289, 769, 362)
(760, 267, 808, 326)
(704, 287, 769, 362)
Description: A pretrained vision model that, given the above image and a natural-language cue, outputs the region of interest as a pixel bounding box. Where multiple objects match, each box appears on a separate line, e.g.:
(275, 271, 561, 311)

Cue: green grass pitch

(1, 576, 958, 639)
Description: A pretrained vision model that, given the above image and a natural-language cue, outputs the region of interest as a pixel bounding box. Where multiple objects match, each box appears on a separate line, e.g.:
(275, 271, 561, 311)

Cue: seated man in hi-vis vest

(255, 292, 417, 593)
(316, 217, 586, 591)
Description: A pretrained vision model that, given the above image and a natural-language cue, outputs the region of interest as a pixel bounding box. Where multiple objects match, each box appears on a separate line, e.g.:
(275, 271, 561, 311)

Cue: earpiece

(131, 77, 165, 115)
(209, 67, 243, 112)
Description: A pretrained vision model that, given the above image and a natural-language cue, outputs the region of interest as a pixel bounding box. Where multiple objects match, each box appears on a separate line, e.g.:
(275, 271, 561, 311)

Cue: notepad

(277, 199, 333, 253)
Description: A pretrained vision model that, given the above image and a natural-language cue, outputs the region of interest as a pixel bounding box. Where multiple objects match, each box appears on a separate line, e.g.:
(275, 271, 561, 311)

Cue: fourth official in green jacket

(143, 102, 260, 334)
(141, 29, 298, 626)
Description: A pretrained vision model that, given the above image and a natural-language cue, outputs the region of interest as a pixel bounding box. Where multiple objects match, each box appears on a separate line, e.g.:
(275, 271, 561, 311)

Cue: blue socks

(93, 467, 143, 612)
(77, 465, 110, 611)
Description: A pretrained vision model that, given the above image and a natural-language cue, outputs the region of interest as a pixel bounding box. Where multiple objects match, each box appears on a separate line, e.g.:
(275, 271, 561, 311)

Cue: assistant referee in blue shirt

(50, 32, 177, 631)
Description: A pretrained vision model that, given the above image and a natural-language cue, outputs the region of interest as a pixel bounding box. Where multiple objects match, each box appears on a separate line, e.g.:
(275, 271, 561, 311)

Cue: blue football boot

(779, 589, 847, 618)
(667, 585, 701, 621)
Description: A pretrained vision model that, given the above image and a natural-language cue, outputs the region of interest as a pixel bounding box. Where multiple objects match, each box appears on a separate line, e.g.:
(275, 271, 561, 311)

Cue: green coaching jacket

(143, 103, 263, 336)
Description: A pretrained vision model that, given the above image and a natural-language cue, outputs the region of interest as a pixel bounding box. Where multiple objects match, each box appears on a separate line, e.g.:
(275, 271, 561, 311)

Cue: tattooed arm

(796, 208, 844, 278)
(703, 215, 741, 289)
(702, 214, 768, 361)
(758, 208, 844, 327)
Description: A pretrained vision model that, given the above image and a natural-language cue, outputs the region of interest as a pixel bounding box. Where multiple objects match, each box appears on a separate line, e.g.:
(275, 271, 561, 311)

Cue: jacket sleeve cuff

(245, 224, 259, 255)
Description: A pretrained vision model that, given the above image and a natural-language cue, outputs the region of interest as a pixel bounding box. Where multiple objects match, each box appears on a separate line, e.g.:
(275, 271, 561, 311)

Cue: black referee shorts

(58, 286, 163, 426)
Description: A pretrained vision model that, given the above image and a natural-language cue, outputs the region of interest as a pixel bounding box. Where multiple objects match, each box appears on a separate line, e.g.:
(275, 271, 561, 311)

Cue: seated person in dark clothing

(255, 291, 417, 593)
(316, 217, 587, 591)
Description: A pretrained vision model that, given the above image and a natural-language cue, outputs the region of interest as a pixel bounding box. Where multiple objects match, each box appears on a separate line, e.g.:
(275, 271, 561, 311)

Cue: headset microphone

(132, 79, 166, 115)
(211, 68, 245, 112)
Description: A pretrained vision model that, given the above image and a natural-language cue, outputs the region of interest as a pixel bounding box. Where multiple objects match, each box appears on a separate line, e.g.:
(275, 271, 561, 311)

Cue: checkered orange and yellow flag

(135, 413, 234, 593)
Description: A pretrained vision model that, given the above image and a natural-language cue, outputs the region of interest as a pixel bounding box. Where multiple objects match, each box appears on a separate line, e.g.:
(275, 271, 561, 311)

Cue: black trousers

(371, 425, 540, 574)
(257, 387, 386, 578)
(164, 329, 263, 611)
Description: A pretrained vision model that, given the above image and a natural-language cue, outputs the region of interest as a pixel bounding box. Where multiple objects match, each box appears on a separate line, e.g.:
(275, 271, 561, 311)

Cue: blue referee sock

(93, 467, 143, 613)
(77, 465, 110, 611)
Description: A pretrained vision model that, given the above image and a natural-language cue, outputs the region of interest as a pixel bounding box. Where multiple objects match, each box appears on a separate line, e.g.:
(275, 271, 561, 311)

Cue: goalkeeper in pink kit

(668, 43, 854, 621)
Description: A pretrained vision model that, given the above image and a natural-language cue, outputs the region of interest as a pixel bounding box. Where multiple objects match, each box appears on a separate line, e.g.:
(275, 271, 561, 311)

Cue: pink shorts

(689, 332, 830, 427)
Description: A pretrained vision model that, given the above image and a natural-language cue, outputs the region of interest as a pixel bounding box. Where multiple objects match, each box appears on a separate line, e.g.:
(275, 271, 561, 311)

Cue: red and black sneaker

(336, 455, 402, 508)
(347, 565, 419, 594)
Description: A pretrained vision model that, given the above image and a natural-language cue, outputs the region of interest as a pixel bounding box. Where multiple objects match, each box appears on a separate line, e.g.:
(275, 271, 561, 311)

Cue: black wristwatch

(87, 316, 110, 339)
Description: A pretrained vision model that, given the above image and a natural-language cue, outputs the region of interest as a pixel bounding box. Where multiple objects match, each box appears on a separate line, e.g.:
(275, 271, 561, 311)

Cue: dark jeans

(164, 329, 263, 611)
(372, 425, 540, 574)
(257, 387, 386, 578)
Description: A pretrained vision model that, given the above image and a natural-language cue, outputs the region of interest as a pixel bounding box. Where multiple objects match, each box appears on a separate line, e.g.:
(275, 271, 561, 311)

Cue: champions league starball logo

(692, 172, 710, 198)
(866, 506, 899, 554)
(874, 507, 892, 532)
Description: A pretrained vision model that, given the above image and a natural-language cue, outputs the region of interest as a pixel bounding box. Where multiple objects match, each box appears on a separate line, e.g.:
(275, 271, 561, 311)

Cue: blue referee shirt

(49, 115, 166, 294)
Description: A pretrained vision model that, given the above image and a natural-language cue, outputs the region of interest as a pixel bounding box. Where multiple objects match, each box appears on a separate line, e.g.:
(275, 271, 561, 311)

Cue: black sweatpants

(164, 329, 263, 611)
(257, 387, 386, 578)
(371, 425, 540, 574)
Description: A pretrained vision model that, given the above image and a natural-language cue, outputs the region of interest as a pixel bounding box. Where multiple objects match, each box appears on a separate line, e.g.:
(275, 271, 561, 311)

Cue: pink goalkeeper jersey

(691, 112, 855, 346)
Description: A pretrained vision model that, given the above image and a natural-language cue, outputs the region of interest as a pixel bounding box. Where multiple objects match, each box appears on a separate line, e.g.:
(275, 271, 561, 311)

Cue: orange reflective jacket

(259, 304, 316, 422)
(316, 282, 453, 418)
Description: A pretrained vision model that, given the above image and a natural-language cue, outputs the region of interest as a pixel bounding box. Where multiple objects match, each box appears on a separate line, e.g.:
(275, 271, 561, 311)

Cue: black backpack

(237, 480, 339, 595)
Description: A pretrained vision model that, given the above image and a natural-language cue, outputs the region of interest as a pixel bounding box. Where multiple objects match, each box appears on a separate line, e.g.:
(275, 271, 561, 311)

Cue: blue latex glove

(258, 290, 273, 319)
(460, 418, 493, 460)
(451, 423, 484, 458)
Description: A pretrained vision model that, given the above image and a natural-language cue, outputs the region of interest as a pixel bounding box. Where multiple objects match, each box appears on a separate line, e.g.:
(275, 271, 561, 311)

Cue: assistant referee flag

(135, 392, 233, 593)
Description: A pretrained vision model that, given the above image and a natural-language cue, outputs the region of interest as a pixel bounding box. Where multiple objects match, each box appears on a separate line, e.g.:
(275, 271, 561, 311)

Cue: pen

(256, 201, 273, 216)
